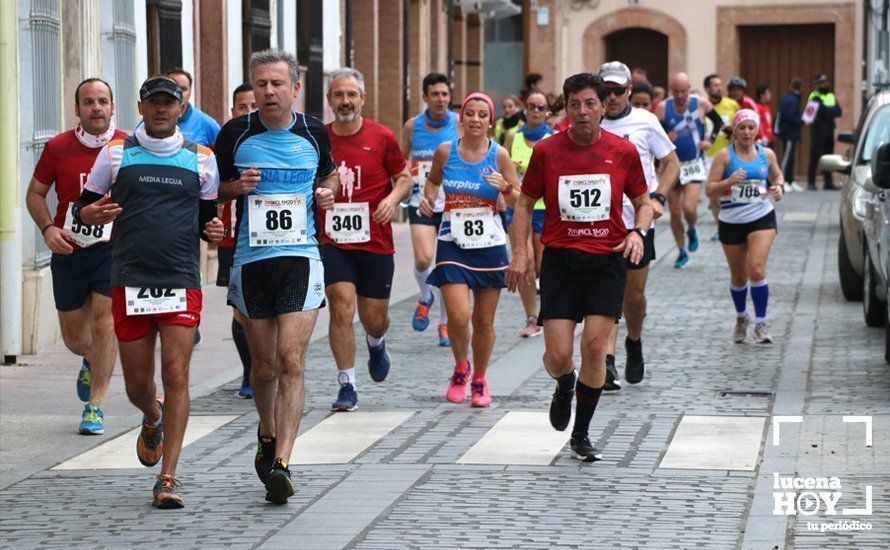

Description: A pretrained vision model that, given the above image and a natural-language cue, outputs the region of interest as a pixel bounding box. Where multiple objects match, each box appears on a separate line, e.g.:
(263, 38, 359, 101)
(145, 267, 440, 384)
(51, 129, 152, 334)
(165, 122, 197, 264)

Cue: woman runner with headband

(705, 109, 784, 344)
(420, 92, 521, 407)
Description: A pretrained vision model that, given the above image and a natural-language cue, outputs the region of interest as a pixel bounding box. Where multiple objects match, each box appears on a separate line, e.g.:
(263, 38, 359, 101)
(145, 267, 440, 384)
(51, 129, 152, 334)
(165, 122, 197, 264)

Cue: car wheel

(838, 232, 864, 301)
(863, 245, 886, 327)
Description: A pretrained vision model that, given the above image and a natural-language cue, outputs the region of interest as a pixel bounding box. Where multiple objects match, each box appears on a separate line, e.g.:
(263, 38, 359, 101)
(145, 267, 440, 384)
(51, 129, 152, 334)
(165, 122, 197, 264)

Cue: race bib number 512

(247, 194, 308, 247)
(558, 174, 611, 222)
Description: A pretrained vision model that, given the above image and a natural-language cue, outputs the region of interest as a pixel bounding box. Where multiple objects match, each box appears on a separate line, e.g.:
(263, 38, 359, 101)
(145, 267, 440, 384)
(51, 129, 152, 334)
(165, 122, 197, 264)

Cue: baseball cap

(727, 76, 747, 89)
(139, 76, 183, 101)
(812, 73, 829, 84)
(598, 62, 631, 86)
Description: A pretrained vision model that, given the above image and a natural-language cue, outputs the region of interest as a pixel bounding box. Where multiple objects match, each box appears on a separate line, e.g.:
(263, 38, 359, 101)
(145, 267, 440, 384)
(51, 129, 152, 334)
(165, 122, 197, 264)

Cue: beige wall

(537, 0, 863, 128)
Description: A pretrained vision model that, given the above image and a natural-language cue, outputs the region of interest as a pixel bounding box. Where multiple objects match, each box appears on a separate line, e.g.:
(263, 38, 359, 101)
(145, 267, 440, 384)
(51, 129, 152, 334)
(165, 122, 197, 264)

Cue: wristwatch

(649, 192, 666, 206)
(631, 227, 647, 239)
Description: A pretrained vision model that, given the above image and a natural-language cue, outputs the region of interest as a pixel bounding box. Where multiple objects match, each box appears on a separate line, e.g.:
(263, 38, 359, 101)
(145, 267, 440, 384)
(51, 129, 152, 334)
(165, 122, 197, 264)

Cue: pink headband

(460, 92, 495, 123)
(732, 109, 760, 131)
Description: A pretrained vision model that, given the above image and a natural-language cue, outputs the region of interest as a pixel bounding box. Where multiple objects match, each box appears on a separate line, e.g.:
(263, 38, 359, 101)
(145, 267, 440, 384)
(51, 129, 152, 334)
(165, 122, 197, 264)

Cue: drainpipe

(0, 0, 21, 364)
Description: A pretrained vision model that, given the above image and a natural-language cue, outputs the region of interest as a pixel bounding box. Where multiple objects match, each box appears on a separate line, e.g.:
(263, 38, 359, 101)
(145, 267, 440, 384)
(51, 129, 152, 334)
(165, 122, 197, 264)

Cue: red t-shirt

(32, 129, 128, 245)
(521, 129, 647, 255)
(321, 119, 407, 254)
(219, 201, 236, 248)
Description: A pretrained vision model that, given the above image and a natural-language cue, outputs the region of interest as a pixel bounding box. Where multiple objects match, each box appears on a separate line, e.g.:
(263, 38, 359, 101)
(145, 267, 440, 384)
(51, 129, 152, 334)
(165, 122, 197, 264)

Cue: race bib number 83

(451, 207, 506, 249)
(558, 174, 611, 222)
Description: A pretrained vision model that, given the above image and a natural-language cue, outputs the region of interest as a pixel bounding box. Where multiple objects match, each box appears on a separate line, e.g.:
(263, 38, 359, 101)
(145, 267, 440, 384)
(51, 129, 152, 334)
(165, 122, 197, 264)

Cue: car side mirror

(818, 154, 852, 175)
(838, 132, 857, 145)
(872, 143, 890, 189)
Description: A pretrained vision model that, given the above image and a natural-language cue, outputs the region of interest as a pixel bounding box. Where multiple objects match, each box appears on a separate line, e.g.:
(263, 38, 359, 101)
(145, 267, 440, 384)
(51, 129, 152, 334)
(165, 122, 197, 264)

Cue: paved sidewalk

(1, 192, 888, 549)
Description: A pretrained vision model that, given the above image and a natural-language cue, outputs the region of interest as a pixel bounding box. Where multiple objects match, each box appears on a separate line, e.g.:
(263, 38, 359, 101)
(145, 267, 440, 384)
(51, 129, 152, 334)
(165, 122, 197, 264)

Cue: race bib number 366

(731, 180, 768, 204)
(679, 158, 706, 185)
(558, 174, 611, 222)
(413, 161, 433, 195)
(248, 194, 308, 247)
(64, 204, 112, 248)
(326, 202, 370, 244)
(125, 287, 186, 316)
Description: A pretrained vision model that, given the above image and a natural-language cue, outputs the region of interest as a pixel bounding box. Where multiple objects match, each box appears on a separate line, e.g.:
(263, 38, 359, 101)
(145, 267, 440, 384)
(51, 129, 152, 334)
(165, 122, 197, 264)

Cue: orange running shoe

(137, 396, 164, 467)
(153, 474, 184, 509)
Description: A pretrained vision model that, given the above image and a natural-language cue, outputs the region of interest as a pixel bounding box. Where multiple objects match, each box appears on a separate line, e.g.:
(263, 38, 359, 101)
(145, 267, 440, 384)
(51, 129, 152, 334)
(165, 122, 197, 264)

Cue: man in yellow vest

(806, 73, 842, 190)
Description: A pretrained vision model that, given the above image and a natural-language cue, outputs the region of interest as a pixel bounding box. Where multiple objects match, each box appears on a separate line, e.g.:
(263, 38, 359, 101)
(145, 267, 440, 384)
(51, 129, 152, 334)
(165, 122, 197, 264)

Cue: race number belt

(325, 202, 371, 244)
(125, 287, 186, 316)
(247, 193, 308, 247)
(63, 204, 112, 247)
(731, 180, 768, 203)
(679, 158, 706, 185)
(558, 174, 611, 222)
(413, 160, 433, 195)
(451, 207, 505, 249)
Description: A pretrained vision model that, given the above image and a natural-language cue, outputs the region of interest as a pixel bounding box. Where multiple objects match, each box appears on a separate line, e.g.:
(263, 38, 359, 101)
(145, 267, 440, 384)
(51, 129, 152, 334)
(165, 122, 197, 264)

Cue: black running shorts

(539, 247, 627, 322)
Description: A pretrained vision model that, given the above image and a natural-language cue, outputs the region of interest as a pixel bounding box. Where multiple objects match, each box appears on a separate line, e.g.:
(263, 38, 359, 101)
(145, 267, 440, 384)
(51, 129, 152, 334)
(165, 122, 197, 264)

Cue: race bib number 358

(326, 202, 371, 244)
(558, 174, 611, 222)
(125, 287, 186, 316)
(248, 194, 308, 247)
(64, 204, 111, 248)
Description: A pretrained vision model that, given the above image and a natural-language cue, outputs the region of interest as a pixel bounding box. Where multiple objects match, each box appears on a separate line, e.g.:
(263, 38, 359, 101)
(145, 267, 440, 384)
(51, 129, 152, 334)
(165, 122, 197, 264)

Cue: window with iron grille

(113, 0, 138, 131)
(30, 0, 61, 267)
(243, 0, 272, 79)
(146, 0, 183, 75)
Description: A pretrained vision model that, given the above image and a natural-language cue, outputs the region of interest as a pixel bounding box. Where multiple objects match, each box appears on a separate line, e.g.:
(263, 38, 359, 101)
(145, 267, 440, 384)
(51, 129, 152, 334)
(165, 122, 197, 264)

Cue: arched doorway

(605, 28, 668, 88)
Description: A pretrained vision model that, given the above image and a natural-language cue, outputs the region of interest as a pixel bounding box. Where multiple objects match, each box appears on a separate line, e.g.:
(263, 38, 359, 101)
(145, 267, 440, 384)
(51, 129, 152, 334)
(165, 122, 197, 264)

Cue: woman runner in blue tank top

(705, 109, 784, 345)
(419, 92, 520, 408)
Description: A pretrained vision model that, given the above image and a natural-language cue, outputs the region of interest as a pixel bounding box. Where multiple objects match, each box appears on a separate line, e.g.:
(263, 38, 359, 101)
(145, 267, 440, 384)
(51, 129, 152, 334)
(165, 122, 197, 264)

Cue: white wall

(323, 0, 341, 72)
(227, 0, 243, 109)
(281, 0, 297, 54)
(134, 0, 147, 81)
(181, 0, 195, 86)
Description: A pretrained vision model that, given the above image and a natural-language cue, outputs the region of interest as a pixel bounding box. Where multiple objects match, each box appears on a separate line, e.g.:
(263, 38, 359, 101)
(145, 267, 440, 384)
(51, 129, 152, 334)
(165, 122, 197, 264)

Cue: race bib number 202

(247, 194, 308, 247)
(124, 287, 186, 316)
(558, 174, 611, 222)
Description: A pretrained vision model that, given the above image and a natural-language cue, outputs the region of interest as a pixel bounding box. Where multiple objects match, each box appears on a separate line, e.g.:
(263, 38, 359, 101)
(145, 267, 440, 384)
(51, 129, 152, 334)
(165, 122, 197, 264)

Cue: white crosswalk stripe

(659, 415, 766, 471)
(458, 411, 571, 465)
(291, 411, 414, 465)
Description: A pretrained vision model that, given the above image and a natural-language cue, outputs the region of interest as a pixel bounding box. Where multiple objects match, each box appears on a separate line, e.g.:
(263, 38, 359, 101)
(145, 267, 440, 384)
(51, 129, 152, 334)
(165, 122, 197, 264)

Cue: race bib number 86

(558, 174, 611, 222)
(248, 194, 308, 247)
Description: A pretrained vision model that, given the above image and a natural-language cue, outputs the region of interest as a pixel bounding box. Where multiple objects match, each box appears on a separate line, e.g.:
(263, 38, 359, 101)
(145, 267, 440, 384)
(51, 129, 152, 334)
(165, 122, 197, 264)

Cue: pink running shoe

(470, 379, 491, 408)
(518, 316, 542, 338)
(446, 361, 471, 403)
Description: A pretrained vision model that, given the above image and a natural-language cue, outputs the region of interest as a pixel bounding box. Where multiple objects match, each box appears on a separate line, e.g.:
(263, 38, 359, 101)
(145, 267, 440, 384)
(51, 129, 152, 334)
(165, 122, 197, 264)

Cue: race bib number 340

(731, 180, 768, 203)
(248, 194, 308, 247)
(558, 174, 611, 222)
(125, 287, 186, 316)
(326, 202, 370, 244)
(64, 204, 111, 248)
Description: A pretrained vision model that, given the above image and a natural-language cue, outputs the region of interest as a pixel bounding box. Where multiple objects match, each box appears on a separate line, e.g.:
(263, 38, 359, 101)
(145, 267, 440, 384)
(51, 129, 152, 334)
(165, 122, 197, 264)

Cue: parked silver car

(821, 90, 890, 361)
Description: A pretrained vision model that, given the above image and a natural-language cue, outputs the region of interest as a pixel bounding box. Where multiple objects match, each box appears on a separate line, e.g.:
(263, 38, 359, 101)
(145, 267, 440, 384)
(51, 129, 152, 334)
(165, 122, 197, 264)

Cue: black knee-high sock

(571, 381, 603, 439)
(232, 318, 252, 381)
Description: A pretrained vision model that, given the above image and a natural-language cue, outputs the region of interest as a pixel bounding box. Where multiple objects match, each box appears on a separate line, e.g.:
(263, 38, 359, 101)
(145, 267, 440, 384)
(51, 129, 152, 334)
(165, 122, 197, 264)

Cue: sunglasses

(605, 86, 628, 96)
(526, 103, 548, 112)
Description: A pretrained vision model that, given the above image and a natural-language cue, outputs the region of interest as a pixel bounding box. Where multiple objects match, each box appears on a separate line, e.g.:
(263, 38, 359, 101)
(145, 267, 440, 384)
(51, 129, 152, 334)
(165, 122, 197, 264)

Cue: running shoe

(470, 379, 491, 408)
(76, 358, 90, 402)
(412, 294, 434, 331)
(687, 227, 699, 252)
(78, 403, 105, 435)
(446, 362, 471, 404)
(791, 182, 804, 193)
(570, 436, 603, 462)
(754, 322, 773, 344)
(331, 381, 358, 412)
(674, 249, 689, 268)
(265, 458, 294, 505)
(603, 358, 621, 392)
(153, 474, 184, 509)
(238, 377, 253, 399)
(137, 397, 164, 467)
(625, 337, 645, 385)
(193, 328, 202, 347)
(519, 316, 542, 338)
(549, 377, 575, 431)
(710, 232, 719, 241)
(255, 432, 276, 485)
(367, 339, 391, 382)
(733, 314, 750, 344)
(437, 324, 451, 347)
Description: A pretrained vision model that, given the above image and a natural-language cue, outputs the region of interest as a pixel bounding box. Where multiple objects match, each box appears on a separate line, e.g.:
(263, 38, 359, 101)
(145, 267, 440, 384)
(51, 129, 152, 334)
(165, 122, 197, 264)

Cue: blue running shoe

(76, 358, 90, 402)
(367, 339, 391, 382)
(238, 377, 253, 399)
(674, 249, 690, 269)
(687, 227, 699, 252)
(331, 380, 358, 412)
(710, 231, 719, 242)
(412, 293, 434, 331)
(78, 403, 104, 435)
(437, 324, 451, 347)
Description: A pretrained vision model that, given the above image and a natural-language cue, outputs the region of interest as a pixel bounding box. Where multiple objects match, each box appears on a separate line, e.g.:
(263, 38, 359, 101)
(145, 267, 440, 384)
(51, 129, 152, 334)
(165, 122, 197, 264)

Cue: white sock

(338, 368, 356, 387)
(414, 267, 434, 303)
(366, 333, 385, 348)
(438, 289, 448, 325)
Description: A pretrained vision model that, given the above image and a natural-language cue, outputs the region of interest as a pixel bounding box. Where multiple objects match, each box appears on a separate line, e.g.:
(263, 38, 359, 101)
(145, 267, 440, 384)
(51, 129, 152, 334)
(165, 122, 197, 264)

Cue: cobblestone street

(1, 191, 888, 549)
